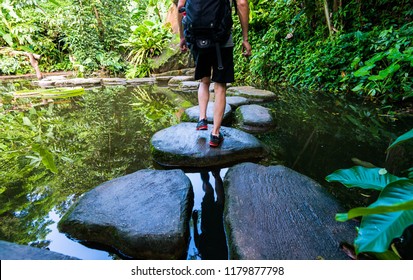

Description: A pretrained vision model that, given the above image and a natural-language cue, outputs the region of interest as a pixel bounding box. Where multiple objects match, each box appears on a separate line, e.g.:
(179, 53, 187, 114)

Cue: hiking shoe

(209, 132, 224, 147)
(196, 118, 208, 130)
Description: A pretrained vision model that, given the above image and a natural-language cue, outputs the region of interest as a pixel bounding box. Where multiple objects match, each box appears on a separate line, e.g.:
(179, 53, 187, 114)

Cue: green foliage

(0, 84, 180, 246)
(232, 0, 413, 103)
(326, 129, 413, 257)
(123, 0, 173, 78)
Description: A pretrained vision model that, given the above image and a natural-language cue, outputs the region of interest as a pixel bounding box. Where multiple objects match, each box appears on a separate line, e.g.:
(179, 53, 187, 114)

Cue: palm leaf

(336, 179, 413, 221)
(387, 128, 413, 151)
(352, 180, 413, 253)
(355, 210, 413, 254)
(325, 166, 405, 191)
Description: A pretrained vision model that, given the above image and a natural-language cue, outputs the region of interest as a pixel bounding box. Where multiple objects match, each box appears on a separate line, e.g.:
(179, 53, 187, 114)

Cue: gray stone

(54, 78, 102, 87)
(168, 76, 194, 87)
(227, 86, 277, 102)
(180, 81, 200, 92)
(151, 123, 267, 170)
(58, 169, 193, 260)
(236, 104, 275, 133)
(183, 102, 232, 124)
(102, 78, 127, 85)
(126, 77, 156, 85)
(155, 76, 174, 86)
(224, 163, 357, 260)
(0, 240, 79, 260)
(226, 96, 249, 108)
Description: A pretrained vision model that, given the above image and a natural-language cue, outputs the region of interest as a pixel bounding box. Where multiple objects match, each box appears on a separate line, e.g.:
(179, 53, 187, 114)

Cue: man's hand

(179, 38, 188, 52)
(242, 40, 252, 57)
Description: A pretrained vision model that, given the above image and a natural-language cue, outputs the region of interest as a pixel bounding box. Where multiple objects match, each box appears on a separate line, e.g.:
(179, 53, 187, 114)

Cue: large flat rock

(150, 123, 267, 171)
(58, 169, 193, 259)
(224, 163, 357, 260)
(0, 240, 79, 260)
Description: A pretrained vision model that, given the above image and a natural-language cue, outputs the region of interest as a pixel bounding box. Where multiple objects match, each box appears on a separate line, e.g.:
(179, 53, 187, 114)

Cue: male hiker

(177, 0, 252, 147)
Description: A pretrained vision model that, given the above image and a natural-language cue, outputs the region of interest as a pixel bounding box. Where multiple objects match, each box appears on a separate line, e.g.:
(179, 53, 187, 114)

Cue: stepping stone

(54, 78, 102, 87)
(182, 102, 232, 124)
(226, 96, 249, 109)
(235, 104, 275, 133)
(0, 240, 79, 260)
(102, 78, 127, 85)
(227, 86, 276, 102)
(126, 77, 156, 85)
(154, 76, 174, 86)
(224, 163, 357, 260)
(179, 81, 200, 92)
(168, 76, 194, 86)
(150, 123, 267, 170)
(58, 169, 193, 260)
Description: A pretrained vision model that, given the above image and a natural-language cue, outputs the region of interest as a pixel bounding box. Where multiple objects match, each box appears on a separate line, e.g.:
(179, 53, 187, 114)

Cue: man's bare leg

(198, 77, 211, 121)
(212, 82, 226, 136)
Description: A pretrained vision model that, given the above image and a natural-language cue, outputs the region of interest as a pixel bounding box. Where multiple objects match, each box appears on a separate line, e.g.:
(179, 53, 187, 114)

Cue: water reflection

(1, 82, 411, 259)
(192, 170, 228, 260)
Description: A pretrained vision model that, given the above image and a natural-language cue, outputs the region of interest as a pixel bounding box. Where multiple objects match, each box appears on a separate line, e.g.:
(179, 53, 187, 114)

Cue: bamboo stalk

(323, 0, 333, 36)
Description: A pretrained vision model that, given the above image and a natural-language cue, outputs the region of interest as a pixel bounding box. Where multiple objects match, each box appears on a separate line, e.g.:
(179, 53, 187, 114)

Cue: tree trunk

(9, 50, 43, 79)
(323, 0, 333, 36)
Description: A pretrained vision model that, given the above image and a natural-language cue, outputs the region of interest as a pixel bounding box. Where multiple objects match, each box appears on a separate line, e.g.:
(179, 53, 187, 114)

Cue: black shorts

(191, 46, 234, 83)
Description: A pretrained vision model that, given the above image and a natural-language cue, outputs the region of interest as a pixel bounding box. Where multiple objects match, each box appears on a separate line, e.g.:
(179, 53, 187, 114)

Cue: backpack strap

(215, 42, 224, 70)
(233, 0, 238, 15)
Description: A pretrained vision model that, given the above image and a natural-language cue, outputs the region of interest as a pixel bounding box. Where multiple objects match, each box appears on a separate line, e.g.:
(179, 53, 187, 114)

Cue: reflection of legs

(212, 83, 226, 136)
(212, 169, 224, 206)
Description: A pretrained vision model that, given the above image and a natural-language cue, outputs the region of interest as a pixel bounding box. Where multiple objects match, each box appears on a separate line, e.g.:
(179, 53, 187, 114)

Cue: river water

(0, 82, 411, 259)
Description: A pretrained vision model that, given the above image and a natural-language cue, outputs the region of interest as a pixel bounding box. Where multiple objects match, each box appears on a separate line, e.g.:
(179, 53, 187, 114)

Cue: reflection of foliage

(326, 129, 413, 259)
(260, 88, 412, 210)
(130, 87, 179, 130)
(0, 85, 181, 247)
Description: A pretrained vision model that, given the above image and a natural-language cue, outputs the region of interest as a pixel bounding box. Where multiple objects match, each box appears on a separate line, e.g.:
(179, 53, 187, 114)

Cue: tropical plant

(326, 129, 413, 258)
(123, 0, 173, 78)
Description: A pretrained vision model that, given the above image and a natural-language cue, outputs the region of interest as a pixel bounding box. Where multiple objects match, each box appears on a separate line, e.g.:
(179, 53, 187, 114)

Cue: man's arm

(177, 0, 188, 52)
(236, 0, 252, 57)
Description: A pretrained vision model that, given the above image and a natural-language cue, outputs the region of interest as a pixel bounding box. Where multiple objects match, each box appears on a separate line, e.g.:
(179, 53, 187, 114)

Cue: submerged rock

(150, 123, 267, 171)
(0, 240, 79, 260)
(227, 86, 277, 102)
(58, 169, 193, 260)
(235, 104, 275, 133)
(224, 163, 357, 260)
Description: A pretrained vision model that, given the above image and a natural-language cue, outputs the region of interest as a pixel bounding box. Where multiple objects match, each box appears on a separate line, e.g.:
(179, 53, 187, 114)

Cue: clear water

(1, 83, 411, 259)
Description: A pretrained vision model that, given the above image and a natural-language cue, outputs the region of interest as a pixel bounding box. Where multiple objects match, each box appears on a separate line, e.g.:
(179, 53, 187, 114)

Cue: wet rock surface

(226, 96, 249, 108)
(227, 86, 277, 102)
(235, 104, 275, 133)
(0, 240, 79, 260)
(58, 169, 193, 260)
(150, 123, 267, 171)
(183, 102, 232, 124)
(223, 163, 357, 260)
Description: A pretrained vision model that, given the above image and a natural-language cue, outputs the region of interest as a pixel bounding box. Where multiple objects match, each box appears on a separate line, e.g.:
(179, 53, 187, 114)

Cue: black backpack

(182, 0, 235, 70)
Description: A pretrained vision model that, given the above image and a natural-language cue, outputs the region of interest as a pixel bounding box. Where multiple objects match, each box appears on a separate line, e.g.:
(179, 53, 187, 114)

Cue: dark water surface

(0, 83, 411, 259)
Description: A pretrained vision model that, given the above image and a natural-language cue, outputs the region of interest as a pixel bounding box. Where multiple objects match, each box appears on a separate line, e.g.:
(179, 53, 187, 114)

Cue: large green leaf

(353, 180, 413, 253)
(325, 166, 405, 191)
(387, 128, 413, 151)
(336, 179, 413, 221)
(353, 65, 376, 77)
(355, 210, 413, 254)
(32, 144, 58, 174)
